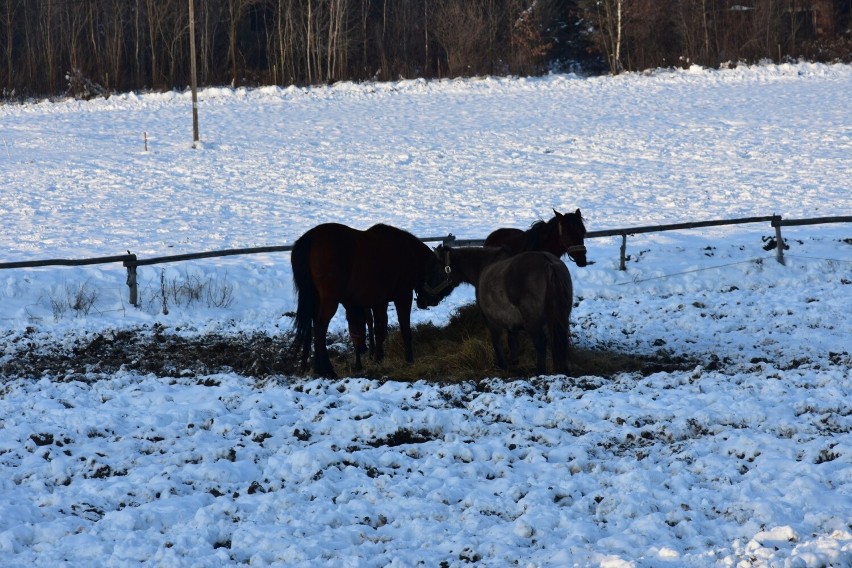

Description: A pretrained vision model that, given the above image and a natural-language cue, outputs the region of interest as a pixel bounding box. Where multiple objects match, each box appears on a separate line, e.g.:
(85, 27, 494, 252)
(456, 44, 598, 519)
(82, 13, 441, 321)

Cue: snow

(1, 62, 851, 566)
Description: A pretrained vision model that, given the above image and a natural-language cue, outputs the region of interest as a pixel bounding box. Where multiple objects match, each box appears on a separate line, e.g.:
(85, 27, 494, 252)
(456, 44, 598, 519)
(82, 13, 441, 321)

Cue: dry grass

(328, 303, 697, 382)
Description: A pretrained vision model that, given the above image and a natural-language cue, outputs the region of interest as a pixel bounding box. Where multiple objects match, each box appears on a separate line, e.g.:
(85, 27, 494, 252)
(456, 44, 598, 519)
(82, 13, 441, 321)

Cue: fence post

(774, 224, 786, 265)
(619, 234, 628, 271)
(772, 215, 785, 266)
(124, 255, 138, 306)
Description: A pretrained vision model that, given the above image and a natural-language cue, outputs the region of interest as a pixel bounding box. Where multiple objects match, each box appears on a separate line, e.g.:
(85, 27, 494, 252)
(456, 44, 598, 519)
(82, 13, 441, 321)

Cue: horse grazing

(484, 208, 588, 266)
(291, 223, 452, 378)
(425, 245, 573, 375)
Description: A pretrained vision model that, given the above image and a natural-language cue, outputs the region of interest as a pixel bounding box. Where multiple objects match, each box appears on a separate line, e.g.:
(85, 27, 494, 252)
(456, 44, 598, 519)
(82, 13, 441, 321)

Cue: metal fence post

(619, 234, 628, 271)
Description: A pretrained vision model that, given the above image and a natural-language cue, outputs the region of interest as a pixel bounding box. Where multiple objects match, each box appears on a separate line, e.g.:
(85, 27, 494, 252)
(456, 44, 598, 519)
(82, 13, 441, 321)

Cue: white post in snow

(189, 0, 200, 148)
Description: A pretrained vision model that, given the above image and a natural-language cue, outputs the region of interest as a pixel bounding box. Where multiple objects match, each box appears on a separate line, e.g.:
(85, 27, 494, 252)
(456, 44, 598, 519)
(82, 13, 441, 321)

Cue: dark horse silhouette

(424, 245, 573, 375)
(291, 222, 451, 378)
(484, 208, 589, 266)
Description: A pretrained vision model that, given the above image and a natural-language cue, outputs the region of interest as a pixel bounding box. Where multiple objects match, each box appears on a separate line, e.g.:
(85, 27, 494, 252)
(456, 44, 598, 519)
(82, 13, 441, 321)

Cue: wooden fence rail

(0, 254, 137, 270)
(1, 215, 849, 306)
(437, 215, 795, 270)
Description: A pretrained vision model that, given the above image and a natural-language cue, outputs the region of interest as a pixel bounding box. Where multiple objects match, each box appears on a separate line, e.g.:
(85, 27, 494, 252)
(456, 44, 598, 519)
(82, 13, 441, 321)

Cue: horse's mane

(523, 217, 558, 250)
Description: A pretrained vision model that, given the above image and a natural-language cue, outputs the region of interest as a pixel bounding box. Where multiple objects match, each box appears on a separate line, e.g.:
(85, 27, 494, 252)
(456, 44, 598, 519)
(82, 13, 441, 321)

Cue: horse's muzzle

(422, 275, 453, 298)
(566, 244, 588, 267)
(416, 290, 441, 309)
(417, 278, 452, 308)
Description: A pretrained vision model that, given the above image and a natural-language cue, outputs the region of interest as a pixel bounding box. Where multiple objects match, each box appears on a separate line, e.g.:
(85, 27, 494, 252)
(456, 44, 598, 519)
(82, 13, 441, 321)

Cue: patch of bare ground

(1, 325, 299, 382)
(2, 305, 698, 383)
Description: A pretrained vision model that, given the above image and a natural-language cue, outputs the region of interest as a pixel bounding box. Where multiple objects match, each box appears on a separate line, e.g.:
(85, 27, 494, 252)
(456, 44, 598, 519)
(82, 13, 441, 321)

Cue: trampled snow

(1, 62, 851, 566)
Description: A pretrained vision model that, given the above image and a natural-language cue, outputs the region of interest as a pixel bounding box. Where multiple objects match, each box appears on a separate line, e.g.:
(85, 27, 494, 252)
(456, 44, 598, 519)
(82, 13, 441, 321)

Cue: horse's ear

(553, 208, 563, 218)
(575, 208, 582, 218)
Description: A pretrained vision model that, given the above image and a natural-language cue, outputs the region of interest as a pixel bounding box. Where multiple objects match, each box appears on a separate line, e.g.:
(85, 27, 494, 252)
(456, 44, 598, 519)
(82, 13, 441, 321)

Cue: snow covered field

(1, 63, 851, 566)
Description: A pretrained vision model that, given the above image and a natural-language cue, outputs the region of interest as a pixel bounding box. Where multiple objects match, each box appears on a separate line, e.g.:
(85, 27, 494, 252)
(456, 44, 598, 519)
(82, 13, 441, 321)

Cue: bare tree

(508, 0, 558, 75)
(145, 0, 161, 87)
(433, 0, 489, 76)
(580, 0, 626, 73)
(2, 0, 21, 90)
(325, 0, 350, 82)
(197, 0, 228, 85)
(102, 1, 128, 91)
(227, 0, 263, 86)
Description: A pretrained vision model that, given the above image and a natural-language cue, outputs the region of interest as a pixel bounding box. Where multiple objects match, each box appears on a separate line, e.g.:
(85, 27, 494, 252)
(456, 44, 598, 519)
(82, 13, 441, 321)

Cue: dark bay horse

(291, 223, 451, 378)
(484, 208, 588, 266)
(424, 245, 573, 375)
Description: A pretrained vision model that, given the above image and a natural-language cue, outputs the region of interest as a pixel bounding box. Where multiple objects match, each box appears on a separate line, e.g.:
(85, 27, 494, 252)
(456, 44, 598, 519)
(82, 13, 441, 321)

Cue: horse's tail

(546, 262, 573, 373)
(290, 231, 316, 369)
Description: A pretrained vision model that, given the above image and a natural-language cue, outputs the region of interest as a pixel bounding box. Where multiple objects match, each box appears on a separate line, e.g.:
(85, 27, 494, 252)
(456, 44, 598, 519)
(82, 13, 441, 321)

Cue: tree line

(1, 0, 850, 100)
(584, 0, 851, 73)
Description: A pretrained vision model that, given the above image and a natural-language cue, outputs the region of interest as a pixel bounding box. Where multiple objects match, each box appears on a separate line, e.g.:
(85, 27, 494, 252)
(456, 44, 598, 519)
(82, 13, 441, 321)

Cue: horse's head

(554, 208, 588, 267)
(416, 245, 459, 308)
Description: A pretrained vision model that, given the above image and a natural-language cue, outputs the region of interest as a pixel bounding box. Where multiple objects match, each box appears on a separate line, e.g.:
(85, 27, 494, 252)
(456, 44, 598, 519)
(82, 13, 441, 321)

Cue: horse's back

(484, 227, 524, 252)
(298, 222, 359, 258)
(485, 223, 558, 256)
(302, 222, 412, 268)
(505, 251, 569, 303)
(362, 223, 430, 279)
(307, 223, 427, 306)
(364, 224, 424, 256)
(479, 252, 570, 324)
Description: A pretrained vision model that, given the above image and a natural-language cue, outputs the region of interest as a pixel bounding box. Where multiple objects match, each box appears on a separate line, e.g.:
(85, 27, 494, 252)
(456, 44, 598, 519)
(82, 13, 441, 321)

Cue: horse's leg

(367, 308, 376, 357)
(507, 330, 521, 368)
(531, 327, 548, 375)
(313, 301, 339, 378)
(300, 338, 311, 373)
(487, 322, 508, 370)
(552, 341, 569, 374)
(394, 297, 414, 363)
(373, 304, 389, 362)
(345, 306, 367, 371)
(551, 322, 570, 374)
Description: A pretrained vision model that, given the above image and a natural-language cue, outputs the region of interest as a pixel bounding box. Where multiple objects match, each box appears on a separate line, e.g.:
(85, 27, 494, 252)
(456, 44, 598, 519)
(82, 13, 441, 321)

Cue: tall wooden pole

(189, 0, 200, 147)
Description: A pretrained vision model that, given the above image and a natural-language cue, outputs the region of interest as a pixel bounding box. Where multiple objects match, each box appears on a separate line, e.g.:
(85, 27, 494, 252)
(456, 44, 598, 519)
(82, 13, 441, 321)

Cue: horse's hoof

(315, 366, 338, 379)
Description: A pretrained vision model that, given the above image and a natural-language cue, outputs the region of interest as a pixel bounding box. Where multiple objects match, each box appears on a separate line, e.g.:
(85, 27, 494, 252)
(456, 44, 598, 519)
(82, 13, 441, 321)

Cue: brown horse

(484, 208, 588, 266)
(291, 223, 451, 378)
(424, 245, 573, 375)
